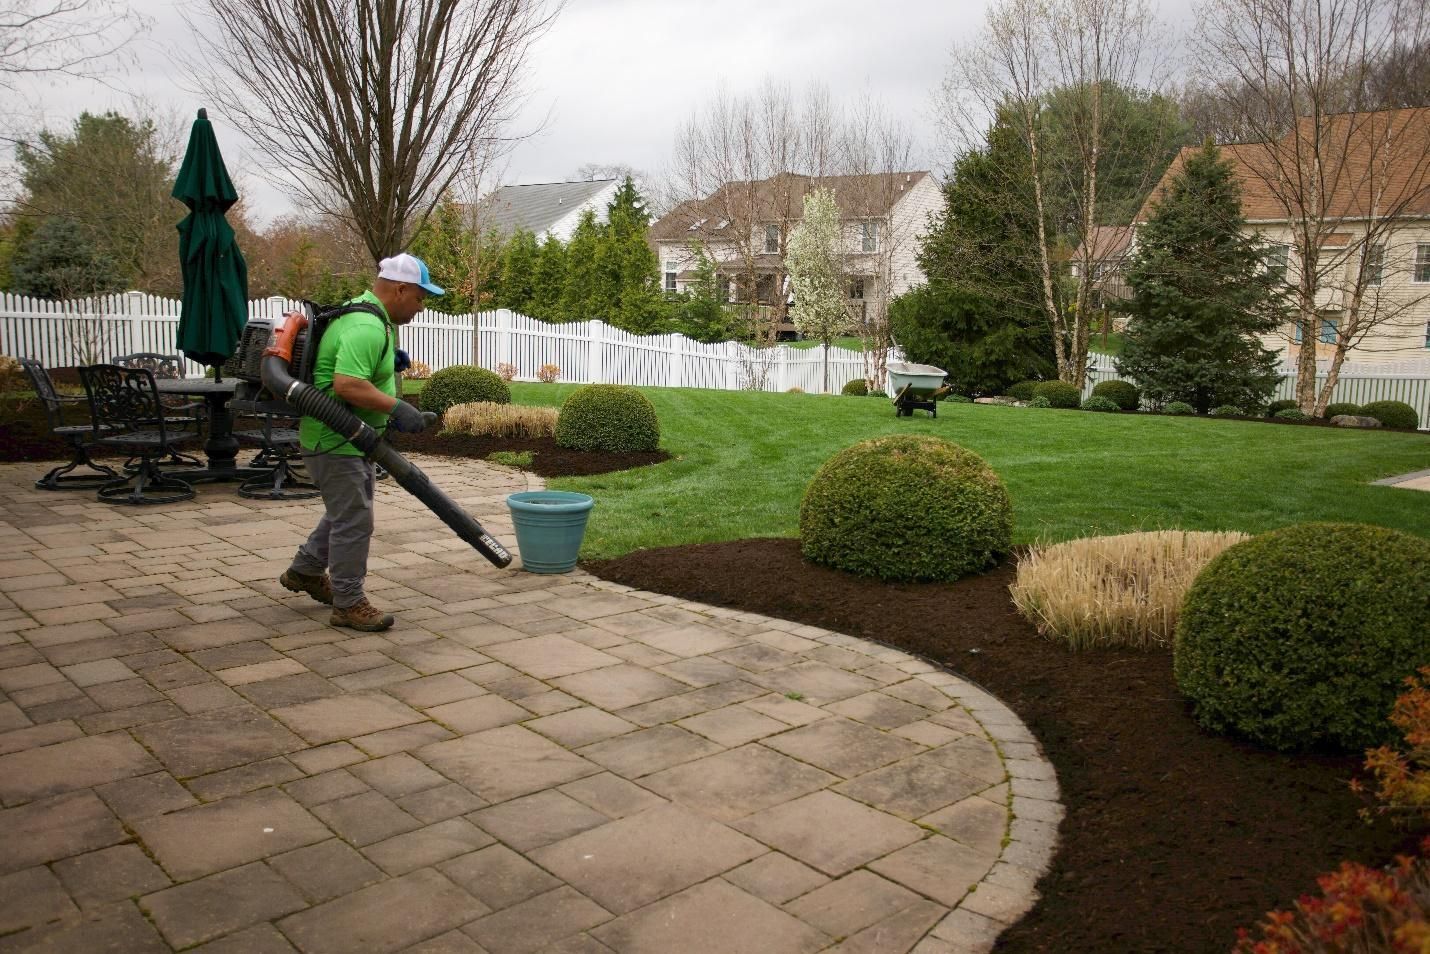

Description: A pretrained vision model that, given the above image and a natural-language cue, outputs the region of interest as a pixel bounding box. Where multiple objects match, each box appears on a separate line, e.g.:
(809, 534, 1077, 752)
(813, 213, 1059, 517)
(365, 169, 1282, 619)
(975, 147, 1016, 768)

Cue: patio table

(155, 378, 269, 483)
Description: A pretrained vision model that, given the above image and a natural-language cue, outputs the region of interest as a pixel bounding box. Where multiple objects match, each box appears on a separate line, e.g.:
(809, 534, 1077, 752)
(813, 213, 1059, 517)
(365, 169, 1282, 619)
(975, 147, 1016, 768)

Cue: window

(664, 266, 677, 293)
(1364, 243, 1384, 286)
(1416, 244, 1430, 282)
(849, 278, 865, 300)
(1293, 318, 1339, 345)
(764, 224, 780, 254)
(1266, 244, 1290, 283)
(716, 276, 731, 302)
(1425, 320, 1430, 349)
(861, 221, 879, 253)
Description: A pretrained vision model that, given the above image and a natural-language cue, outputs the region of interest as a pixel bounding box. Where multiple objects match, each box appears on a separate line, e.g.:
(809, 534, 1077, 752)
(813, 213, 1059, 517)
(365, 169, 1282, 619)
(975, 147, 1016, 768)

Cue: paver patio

(0, 454, 1059, 954)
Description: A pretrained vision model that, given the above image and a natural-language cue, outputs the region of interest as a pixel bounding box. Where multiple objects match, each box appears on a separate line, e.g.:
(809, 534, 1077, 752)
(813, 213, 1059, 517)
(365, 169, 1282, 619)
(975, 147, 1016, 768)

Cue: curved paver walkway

(0, 455, 1059, 954)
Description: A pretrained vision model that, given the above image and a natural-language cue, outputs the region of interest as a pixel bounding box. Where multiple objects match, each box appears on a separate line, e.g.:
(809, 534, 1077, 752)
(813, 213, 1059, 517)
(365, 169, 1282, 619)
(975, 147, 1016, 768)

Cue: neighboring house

(473, 179, 621, 243)
(649, 171, 941, 339)
(1134, 107, 1430, 363)
(1070, 224, 1136, 315)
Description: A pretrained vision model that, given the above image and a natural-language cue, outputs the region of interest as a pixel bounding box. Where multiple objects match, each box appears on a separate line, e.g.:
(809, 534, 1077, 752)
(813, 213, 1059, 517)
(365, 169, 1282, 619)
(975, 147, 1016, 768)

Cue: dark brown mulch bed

(587, 538, 1415, 954)
(0, 401, 69, 461)
(387, 429, 669, 477)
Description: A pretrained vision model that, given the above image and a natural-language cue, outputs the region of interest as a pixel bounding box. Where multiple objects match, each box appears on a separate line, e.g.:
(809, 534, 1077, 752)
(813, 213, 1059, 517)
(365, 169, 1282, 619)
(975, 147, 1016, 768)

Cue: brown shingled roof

(1137, 107, 1430, 223)
(650, 171, 930, 243)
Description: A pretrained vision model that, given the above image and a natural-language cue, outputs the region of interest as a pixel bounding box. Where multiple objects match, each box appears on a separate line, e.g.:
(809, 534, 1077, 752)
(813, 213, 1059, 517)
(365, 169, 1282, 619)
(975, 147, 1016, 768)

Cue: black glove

(388, 400, 435, 434)
(394, 349, 412, 374)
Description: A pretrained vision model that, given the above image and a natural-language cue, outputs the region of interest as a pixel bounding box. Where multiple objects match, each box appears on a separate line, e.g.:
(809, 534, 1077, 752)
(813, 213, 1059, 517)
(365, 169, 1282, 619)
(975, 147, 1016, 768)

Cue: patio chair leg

(97, 458, 195, 506)
(35, 445, 122, 491)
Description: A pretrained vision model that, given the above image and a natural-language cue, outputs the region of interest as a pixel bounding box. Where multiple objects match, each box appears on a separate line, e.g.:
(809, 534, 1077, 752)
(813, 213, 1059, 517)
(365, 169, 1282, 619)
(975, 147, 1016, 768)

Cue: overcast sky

(6, 0, 1195, 226)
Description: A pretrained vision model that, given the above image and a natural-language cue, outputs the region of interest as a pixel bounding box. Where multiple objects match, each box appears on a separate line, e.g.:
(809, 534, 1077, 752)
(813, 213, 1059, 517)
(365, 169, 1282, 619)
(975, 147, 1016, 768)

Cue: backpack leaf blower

(226, 305, 512, 569)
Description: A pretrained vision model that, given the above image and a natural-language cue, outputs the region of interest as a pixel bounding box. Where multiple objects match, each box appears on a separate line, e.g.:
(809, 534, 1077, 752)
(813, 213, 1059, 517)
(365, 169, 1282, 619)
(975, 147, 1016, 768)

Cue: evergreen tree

(670, 244, 736, 342)
(407, 194, 474, 313)
(1116, 141, 1284, 413)
(559, 210, 606, 322)
(8, 217, 125, 299)
(498, 228, 539, 313)
(530, 234, 566, 321)
(602, 176, 665, 334)
(898, 114, 1055, 395)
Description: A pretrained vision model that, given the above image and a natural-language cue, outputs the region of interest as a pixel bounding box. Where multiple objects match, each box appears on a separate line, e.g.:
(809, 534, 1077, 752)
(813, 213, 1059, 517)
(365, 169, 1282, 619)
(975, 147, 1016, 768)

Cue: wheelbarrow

(886, 361, 952, 417)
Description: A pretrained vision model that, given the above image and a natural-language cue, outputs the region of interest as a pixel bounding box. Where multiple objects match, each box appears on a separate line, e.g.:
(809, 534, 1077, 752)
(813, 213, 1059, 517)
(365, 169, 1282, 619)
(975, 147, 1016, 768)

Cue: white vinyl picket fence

(1086, 354, 1430, 428)
(0, 292, 873, 394)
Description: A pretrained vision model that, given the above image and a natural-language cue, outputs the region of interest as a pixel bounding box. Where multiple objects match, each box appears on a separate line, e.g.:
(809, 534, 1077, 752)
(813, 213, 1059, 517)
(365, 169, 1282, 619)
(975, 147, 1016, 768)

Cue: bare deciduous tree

(1194, 0, 1430, 414)
(0, 0, 143, 90)
(940, 0, 1169, 388)
(668, 80, 839, 389)
(188, 0, 559, 265)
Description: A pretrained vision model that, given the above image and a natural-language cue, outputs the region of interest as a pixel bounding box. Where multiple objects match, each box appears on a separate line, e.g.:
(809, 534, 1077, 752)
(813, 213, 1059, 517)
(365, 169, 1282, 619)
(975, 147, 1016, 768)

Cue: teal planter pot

(507, 491, 595, 574)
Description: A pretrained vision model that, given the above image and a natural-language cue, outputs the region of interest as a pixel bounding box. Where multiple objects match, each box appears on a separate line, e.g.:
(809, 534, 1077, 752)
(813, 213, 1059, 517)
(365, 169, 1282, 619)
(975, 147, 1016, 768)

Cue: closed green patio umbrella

(174, 108, 248, 370)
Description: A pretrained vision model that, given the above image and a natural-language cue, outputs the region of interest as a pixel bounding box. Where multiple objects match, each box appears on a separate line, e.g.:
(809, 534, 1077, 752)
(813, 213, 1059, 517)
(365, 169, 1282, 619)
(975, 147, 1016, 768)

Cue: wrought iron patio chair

(110, 352, 205, 469)
(231, 397, 320, 501)
(79, 364, 198, 505)
(19, 358, 121, 491)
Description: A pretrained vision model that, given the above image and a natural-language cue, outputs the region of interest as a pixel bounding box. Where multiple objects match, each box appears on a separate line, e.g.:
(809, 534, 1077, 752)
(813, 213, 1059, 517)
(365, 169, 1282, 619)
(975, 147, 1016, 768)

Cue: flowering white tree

(787, 187, 853, 393)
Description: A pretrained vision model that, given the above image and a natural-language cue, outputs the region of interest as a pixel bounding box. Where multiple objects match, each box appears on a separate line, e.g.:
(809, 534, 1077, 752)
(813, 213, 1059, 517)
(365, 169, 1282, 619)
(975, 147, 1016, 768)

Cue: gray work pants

(289, 453, 376, 609)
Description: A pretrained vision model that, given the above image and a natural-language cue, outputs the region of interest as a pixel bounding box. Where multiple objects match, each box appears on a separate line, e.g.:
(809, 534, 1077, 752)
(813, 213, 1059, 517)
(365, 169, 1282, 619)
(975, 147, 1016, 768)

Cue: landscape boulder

(1330, 414, 1382, 428)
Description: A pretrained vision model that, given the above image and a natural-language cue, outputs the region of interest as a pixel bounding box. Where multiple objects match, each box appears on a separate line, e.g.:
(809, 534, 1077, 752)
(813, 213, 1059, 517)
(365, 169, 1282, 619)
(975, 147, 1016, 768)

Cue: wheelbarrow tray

(885, 361, 947, 398)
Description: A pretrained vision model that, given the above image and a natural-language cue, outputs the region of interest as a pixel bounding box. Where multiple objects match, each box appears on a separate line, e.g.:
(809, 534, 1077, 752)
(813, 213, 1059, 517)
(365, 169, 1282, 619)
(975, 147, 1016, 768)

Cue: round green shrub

(1322, 401, 1362, 419)
(1006, 380, 1040, 402)
(841, 379, 869, 397)
(1091, 379, 1140, 411)
(1266, 399, 1298, 417)
(1209, 405, 1244, 418)
(1274, 408, 1309, 421)
(1360, 400, 1419, 430)
(555, 384, 660, 452)
(420, 365, 510, 417)
(1174, 523, 1430, 753)
(1081, 395, 1121, 412)
(1032, 381, 1081, 409)
(1027, 395, 1052, 409)
(800, 435, 1012, 583)
(1163, 401, 1195, 416)
(942, 393, 973, 403)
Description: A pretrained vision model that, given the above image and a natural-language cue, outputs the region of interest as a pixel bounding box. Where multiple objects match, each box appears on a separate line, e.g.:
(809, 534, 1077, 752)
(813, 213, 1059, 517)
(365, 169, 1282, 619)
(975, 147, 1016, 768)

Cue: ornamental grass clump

(1009, 530, 1249, 650)
(555, 384, 660, 452)
(420, 365, 510, 418)
(442, 402, 557, 439)
(1174, 523, 1430, 753)
(800, 435, 1011, 583)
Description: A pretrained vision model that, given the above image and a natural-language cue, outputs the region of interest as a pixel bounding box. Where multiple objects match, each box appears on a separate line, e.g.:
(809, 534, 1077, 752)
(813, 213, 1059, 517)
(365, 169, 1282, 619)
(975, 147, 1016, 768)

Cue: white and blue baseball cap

(378, 252, 445, 296)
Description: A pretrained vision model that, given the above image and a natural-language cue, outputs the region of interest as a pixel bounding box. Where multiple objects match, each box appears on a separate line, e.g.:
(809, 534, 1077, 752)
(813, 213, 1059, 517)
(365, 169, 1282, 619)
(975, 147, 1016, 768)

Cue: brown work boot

(279, 569, 333, 605)
(330, 599, 394, 632)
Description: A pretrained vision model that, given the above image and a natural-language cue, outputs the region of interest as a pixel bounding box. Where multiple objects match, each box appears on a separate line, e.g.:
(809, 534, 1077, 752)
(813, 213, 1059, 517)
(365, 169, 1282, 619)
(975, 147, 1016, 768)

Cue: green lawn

(1088, 330, 1126, 355)
(403, 380, 1430, 560)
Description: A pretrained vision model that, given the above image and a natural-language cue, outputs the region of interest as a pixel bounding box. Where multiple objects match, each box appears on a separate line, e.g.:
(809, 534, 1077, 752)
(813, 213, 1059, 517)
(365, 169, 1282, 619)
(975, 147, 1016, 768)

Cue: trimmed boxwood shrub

(842, 379, 869, 396)
(1027, 395, 1052, 408)
(1032, 380, 1081, 409)
(1209, 405, 1244, 417)
(1273, 408, 1308, 421)
(800, 435, 1012, 583)
(1163, 401, 1194, 416)
(1266, 399, 1298, 417)
(420, 365, 510, 418)
(1322, 401, 1362, 419)
(1174, 523, 1430, 752)
(942, 393, 973, 403)
(1081, 395, 1120, 412)
(555, 384, 660, 452)
(1091, 379, 1140, 411)
(1007, 380, 1040, 402)
(1361, 400, 1420, 430)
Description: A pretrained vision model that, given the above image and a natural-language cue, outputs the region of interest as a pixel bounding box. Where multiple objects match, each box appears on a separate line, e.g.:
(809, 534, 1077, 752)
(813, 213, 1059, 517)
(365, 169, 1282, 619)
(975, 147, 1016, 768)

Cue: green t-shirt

(299, 291, 397, 456)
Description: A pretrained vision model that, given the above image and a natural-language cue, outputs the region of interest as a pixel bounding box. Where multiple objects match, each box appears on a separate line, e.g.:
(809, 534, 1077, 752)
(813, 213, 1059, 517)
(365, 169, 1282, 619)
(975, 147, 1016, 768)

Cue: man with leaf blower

(278, 253, 439, 632)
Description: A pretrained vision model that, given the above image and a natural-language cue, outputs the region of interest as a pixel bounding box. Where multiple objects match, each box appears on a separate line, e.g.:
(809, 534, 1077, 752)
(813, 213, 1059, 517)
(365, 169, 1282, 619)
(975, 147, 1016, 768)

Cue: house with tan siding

(1135, 108, 1430, 364)
(649, 171, 940, 339)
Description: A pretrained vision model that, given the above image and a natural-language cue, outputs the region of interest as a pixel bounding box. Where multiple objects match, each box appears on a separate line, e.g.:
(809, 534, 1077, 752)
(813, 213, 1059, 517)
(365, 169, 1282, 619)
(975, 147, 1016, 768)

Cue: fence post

(669, 334, 684, 389)
(497, 310, 513, 373)
(589, 321, 604, 385)
(777, 346, 788, 392)
(125, 290, 143, 357)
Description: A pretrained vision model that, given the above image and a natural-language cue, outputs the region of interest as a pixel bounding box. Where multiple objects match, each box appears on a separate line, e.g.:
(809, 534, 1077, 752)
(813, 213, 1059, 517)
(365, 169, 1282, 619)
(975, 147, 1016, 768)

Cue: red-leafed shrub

(1353, 666, 1430, 829)
(1233, 840, 1430, 954)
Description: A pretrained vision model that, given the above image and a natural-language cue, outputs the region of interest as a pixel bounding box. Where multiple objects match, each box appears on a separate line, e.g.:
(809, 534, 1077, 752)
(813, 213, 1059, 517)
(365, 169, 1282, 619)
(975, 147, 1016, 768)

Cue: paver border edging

(566, 565, 1063, 953)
